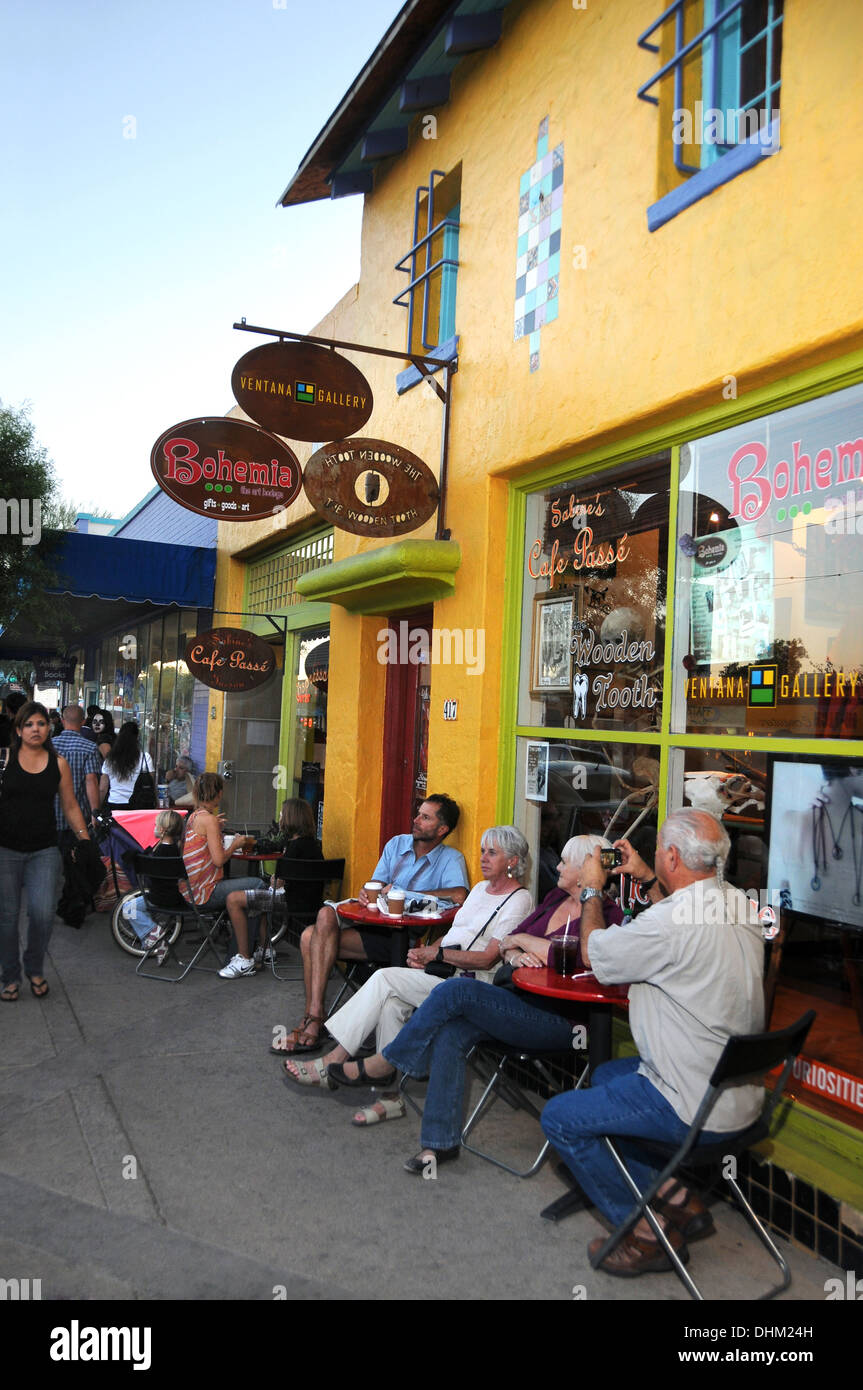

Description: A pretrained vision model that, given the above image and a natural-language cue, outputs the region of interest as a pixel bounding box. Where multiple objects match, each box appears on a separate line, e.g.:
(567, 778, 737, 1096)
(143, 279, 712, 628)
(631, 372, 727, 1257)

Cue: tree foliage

(0, 401, 69, 635)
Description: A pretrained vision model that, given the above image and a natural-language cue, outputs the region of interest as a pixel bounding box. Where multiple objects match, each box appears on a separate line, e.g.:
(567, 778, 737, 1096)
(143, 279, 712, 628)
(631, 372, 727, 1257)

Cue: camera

(600, 847, 623, 870)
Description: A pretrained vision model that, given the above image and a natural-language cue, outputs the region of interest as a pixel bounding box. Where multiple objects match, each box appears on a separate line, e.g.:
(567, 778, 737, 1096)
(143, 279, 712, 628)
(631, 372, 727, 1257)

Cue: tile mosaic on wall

(514, 115, 563, 373)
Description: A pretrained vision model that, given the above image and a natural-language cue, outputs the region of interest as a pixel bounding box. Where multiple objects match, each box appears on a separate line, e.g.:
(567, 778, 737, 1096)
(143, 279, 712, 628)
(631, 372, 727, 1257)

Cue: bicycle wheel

(110, 891, 182, 958)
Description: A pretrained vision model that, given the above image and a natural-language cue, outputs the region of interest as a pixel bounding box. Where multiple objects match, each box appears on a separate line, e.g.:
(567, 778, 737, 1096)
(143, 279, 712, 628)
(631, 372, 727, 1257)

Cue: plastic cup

(550, 938, 580, 977)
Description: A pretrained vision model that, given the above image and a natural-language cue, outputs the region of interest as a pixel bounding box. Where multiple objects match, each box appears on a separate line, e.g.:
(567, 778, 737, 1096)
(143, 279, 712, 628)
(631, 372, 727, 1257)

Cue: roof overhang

(278, 0, 512, 207)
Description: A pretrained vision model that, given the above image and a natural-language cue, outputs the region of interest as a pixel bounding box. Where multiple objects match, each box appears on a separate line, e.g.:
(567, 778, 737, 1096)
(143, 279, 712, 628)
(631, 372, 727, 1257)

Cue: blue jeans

(540, 1056, 727, 1227)
(0, 845, 63, 985)
(383, 977, 574, 1150)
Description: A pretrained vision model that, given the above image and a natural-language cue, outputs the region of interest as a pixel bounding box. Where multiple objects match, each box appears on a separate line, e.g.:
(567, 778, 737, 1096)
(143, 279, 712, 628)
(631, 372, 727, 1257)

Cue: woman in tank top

(0, 702, 93, 1001)
(181, 772, 271, 980)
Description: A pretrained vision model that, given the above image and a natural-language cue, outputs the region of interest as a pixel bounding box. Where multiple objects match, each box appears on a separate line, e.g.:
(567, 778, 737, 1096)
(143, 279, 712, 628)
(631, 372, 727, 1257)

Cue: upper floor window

(394, 166, 461, 356)
(639, 1, 783, 229)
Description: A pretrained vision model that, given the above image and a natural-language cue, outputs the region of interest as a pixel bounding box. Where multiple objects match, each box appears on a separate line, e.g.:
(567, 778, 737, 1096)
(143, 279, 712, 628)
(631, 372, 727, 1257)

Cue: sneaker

(142, 928, 163, 952)
(253, 946, 276, 971)
(219, 953, 256, 979)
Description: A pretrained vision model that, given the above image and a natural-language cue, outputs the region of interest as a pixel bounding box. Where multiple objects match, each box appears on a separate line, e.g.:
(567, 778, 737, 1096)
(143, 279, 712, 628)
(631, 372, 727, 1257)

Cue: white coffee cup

(364, 881, 383, 911)
(387, 887, 406, 916)
(223, 834, 234, 851)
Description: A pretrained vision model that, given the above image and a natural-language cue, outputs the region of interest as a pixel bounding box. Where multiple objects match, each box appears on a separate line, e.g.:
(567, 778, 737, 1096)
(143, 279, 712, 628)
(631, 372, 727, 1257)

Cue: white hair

(481, 825, 530, 880)
(659, 809, 730, 876)
(560, 833, 611, 869)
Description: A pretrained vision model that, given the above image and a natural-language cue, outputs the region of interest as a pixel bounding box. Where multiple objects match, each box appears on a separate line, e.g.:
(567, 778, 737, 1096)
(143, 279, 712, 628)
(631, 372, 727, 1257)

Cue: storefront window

(519, 453, 670, 731)
(672, 381, 863, 739)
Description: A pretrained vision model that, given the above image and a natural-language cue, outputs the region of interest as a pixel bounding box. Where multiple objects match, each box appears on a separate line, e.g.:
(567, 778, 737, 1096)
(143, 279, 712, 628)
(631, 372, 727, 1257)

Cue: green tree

(0, 401, 69, 634)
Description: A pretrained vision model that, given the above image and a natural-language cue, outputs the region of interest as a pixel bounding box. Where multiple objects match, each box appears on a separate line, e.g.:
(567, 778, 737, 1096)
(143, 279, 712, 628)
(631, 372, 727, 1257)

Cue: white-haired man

(541, 808, 764, 1279)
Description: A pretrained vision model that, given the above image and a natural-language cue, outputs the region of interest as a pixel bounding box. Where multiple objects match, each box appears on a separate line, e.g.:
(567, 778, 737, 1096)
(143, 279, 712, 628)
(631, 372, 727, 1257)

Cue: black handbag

(425, 889, 522, 979)
(127, 755, 157, 809)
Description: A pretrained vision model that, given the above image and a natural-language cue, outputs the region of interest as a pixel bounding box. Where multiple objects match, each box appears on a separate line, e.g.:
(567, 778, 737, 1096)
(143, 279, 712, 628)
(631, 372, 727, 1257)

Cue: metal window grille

(247, 531, 333, 613)
(638, 0, 783, 176)
(394, 169, 460, 353)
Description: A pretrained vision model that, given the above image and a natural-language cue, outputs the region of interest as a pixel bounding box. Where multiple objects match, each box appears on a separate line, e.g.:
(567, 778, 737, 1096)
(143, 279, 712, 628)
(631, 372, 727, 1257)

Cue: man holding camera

(541, 807, 764, 1279)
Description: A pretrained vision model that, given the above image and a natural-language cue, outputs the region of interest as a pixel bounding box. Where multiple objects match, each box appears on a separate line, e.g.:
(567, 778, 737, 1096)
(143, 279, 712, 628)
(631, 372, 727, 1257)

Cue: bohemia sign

(231, 341, 374, 442)
(184, 629, 276, 693)
(150, 417, 302, 521)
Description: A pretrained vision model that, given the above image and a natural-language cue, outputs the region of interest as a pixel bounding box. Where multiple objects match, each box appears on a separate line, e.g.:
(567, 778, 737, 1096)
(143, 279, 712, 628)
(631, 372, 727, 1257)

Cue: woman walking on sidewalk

(0, 702, 93, 1001)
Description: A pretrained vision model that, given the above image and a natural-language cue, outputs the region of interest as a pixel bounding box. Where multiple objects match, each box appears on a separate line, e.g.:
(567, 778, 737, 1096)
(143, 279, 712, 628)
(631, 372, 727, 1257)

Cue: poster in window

(525, 741, 550, 802)
(530, 594, 573, 696)
(767, 758, 863, 933)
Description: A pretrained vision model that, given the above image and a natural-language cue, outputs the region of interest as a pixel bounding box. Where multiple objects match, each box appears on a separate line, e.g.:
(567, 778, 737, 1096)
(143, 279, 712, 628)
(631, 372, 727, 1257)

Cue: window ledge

(396, 335, 459, 395)
(648, 119, 780, 232)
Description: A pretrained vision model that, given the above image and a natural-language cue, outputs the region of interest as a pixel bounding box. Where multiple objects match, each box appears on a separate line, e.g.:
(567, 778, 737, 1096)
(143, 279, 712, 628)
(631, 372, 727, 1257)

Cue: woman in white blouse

(282, 826, 532, 1125)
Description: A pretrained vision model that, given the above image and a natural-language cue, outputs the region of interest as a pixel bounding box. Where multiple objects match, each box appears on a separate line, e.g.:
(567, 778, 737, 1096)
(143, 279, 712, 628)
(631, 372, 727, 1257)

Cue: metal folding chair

(461, 1043, 590, 1177)
(590, 1009, 816, 1300)
(267, 858, 345, 982)
(131, 853, 230, 984)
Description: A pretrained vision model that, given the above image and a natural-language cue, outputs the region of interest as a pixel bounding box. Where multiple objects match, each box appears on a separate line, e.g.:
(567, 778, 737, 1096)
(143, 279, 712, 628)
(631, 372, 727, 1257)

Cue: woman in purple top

(499, 833, 623, 973)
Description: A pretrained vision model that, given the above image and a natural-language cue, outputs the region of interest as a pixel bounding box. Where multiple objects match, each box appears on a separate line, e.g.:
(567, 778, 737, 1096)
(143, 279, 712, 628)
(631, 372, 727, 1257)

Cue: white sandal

(352, 1096, 406, 1126)
(282, 1056, 332, 1087)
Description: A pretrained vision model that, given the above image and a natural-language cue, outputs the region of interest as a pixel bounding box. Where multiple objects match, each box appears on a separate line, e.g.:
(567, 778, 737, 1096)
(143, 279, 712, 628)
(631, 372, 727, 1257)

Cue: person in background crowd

(279, 794, 470, 1056)
(90, 709, 115, 762)
(254, 798, 324, 970)
(166, 755, 195, 808)
(53, 705, 101, 842)
(49, 710, 63, 738)
(0, 702, 92, 1001)
(180, 772, 266, 980)
(99, 721, 153, 811)
(0, 691, 28, 749)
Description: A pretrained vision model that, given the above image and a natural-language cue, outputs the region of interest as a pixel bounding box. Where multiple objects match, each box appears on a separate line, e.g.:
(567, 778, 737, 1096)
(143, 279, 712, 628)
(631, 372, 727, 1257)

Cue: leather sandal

(327, 1058, 398, 1090)
(655, 1192, 715, 1243)
(269, 1015, 330, 1055)
(589, 1227, 689, 1277)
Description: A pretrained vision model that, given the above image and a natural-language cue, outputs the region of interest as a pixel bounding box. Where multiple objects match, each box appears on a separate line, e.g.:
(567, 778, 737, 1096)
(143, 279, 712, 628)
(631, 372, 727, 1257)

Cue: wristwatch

(579, 887, 600, 903)
(435, 945, 446, 963)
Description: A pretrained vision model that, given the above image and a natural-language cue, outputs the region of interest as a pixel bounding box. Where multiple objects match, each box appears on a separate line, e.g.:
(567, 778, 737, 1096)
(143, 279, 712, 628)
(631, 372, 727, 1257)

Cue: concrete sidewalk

(0, 908, 840, 1302)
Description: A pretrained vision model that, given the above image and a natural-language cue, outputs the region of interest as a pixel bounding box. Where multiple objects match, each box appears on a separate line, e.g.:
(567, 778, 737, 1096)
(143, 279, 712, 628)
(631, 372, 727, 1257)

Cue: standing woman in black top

(0, 702, 92, 1001)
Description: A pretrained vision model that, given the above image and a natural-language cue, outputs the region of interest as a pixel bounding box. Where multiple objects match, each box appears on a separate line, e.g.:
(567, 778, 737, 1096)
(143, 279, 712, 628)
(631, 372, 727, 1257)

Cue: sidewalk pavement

(0, 907, 841, 1302)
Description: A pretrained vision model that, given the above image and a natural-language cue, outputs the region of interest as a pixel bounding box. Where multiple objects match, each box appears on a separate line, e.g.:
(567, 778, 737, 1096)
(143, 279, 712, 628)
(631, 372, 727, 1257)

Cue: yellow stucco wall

(214, 0, 863, 889)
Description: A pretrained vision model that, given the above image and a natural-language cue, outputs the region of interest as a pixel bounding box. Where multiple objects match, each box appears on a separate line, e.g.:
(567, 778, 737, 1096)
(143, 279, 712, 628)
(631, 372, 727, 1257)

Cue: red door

(379, 609, 432, 852)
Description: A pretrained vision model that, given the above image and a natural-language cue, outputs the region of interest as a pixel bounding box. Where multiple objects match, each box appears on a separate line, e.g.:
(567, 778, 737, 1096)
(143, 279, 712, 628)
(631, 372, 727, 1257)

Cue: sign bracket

(210, 609, 288, 642)
(233, 320, 457, 541)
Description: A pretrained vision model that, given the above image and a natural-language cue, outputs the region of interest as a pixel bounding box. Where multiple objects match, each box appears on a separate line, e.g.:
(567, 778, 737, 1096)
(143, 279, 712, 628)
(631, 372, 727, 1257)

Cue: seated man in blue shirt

(277, 794, 469, 1055)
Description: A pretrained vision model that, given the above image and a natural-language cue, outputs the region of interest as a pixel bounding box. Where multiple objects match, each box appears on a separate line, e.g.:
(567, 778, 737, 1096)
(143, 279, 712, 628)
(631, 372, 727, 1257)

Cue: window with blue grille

(394, 167, 461, 367)
(639, 0, 783, 229)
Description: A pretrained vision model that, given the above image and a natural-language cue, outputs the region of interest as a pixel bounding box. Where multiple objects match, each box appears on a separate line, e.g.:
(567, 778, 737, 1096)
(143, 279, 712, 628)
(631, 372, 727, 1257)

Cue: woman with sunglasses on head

(0, 702, 92, 1001)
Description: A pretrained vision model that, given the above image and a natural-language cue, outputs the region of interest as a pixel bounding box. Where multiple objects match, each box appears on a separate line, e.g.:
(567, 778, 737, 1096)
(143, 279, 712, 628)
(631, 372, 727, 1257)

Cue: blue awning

(48, 531, 216, 607)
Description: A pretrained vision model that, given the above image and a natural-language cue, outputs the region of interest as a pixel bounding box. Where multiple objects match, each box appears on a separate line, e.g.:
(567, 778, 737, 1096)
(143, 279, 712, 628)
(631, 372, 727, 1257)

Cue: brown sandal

(269, 1015, 329, 1055)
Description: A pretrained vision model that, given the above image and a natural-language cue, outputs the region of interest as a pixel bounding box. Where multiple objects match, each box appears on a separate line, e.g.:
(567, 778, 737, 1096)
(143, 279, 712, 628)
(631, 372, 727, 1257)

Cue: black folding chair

(461, 1042, 590, 1177)
(589, 1010, 815, 1300)
(267, 858, 345, 982)
(132, 853, 230, 983)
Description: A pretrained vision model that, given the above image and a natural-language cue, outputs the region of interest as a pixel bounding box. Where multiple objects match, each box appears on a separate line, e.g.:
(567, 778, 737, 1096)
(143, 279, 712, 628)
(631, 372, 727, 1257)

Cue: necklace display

(811, 792, 863, 906)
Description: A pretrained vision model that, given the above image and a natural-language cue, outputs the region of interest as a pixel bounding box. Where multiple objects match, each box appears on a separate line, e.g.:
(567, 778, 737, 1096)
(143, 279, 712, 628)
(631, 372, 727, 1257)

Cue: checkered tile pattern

(514, 116, 563, 372)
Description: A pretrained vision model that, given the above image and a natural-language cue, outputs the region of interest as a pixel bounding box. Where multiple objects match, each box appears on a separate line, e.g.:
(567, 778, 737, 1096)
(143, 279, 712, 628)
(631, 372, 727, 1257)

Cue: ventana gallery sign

(184, 629, 276, 693)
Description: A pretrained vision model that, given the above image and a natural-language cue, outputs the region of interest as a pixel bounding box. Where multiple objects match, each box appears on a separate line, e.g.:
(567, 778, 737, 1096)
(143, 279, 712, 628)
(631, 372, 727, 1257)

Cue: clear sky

(0, 0, 401, 517)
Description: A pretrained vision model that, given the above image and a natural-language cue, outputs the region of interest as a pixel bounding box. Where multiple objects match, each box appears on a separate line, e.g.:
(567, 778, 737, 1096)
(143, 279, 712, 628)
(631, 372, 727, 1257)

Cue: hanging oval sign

(184, 628, 276, 693)
(151, 417, 302, 521)
(303, 437, 439, 537)
(231, 341, 373, 441)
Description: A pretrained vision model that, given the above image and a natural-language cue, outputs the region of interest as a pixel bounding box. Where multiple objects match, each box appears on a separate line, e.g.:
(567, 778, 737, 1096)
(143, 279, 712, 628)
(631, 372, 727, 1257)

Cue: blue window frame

(639, 0, 783, 228)
(394, 168, 460, 356)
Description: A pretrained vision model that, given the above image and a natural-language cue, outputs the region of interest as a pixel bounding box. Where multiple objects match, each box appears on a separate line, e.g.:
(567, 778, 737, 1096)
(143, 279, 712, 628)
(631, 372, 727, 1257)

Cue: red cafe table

(338, 900, 458, 966)
(513, 965, 629, 1222)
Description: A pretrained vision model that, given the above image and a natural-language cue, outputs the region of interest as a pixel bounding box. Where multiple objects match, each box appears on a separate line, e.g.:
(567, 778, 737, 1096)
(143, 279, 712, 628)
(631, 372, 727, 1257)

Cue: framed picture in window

(530, 593, 574, 697)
